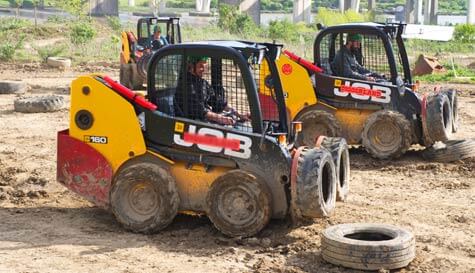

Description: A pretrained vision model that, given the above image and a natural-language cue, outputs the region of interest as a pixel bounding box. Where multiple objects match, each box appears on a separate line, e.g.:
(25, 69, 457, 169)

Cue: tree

(14, 0, 23, 17)
(49, 0, 87, 19)
(31, 0, 40, 27)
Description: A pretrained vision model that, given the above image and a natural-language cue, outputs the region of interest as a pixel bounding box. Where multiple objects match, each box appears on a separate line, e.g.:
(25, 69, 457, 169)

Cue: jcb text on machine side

(57, 41, 350, 237)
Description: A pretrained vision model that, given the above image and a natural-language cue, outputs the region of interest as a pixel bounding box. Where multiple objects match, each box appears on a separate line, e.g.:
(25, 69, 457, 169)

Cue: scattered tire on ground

(426, 92, 453, 142)
(292, 146, 337, 219)
(0, 80, 27, 94)
(445, 89, 459, 133)
(46, 57, 72, 69)
(321, 137, 350, 202)
(321, 223, 416, 271)
(13, 95, 65, 113)
(422, 139, 475, 162)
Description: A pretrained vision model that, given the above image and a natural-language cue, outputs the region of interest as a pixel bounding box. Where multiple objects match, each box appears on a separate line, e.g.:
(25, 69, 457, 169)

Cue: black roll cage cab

(313, 22, 412, 85)
(137, 17, 182, 49)
(146, 40, 288, 135)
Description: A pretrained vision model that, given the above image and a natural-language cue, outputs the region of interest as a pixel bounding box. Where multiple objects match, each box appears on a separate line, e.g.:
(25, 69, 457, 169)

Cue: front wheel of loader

(292, 147, 337, 219)
(295, 110, 341, 147)
(206, 170, 271, 238)
(110, 160, 179, 234)
(362, 111, 412, 159)
(321, 137, 350, 202)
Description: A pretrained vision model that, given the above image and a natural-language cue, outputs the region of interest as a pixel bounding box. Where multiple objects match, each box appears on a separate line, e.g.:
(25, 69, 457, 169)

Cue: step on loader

(120, 17, 181, 90)
(57, 41, 350, 237)
(269, 23, 458, 159)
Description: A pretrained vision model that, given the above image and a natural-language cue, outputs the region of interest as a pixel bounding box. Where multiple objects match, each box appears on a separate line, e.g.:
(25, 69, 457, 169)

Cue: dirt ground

(0, 63, 474, 273)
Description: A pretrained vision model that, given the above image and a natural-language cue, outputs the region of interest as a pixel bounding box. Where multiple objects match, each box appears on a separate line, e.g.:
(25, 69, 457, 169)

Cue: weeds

(35, 44, 67, 62)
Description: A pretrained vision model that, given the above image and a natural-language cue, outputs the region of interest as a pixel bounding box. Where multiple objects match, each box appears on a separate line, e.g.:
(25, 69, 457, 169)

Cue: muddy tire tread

(296, 110, 341, 147)
(321, 137, 350, 202)
(362, 110, 412, 159)
(422, 139, 475, 162)
(14, 95, 65, 113)
(321, 223, 415, 270)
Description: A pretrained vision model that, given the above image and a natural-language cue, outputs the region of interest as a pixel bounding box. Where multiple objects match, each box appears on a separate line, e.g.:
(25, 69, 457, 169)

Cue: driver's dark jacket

(175, 72, 227, 120)
(331, 46, 371, 80)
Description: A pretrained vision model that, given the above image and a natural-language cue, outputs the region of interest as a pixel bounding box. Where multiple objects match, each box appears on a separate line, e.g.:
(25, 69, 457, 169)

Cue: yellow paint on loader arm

(69, 75, 146, 172)
(276, 55, 317, 120)
(121, 31, 131, 64)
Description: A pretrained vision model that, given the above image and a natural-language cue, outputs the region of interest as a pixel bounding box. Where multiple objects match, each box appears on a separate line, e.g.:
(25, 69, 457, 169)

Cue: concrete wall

(221, 0, 260, 25)
(90, 0, 118, 16)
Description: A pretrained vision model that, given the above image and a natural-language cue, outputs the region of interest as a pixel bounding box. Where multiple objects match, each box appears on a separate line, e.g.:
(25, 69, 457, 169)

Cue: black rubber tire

(426, 92, 453, 142)
(14, 95, 65, 113)
(445, 89, 459, 133)
(321, 223, 416, 271)
(206, 170, 271, 238)
(296, 110, 341, 147)
(119, 63, 132, 89)
(293, 147, 336, 219)
(110, 158, 179, 234)
(362, 110, 412, 159)
(136, 52, 153, 82)
(321, 137, 350, 202)
(422, 139, 475, 162)
(0, 80, 27, 94)
(119, 63, 144, 90)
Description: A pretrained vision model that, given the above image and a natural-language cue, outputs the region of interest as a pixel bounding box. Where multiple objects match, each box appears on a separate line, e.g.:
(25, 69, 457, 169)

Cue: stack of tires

(423, 90, 475, 162)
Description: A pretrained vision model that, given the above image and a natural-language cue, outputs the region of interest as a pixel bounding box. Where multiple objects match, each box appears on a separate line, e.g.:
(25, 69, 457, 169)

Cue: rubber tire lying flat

(0, 80, 27, 94)
(46, 57, 71, 69)
(292, 147, 336, 219)
(14, 95, 65, 113)
(362, 110, 412, 159)
(426, 92, 453, 142)
(422, 139, 475, 162)
(321, 223, 416, 271)
(321, 137, 350, 202)
(110, 157, 180, 233)
(206, 170, 271, 238)
(296, 110, 341, 147)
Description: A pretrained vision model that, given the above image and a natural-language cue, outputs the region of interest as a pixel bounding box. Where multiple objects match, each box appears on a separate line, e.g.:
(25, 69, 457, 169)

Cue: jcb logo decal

(334, 80, 391, 103)
(84, 135, 108, 144)
(173, 124, 252, 159)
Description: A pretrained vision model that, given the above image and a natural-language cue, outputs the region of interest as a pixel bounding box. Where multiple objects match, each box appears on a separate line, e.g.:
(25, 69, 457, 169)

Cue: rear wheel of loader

(110, 159, 179, 234)
(296, 110, 341, 147)
(206, 170, 271, 238)
(137, 52, 153, 82)
(120, 63, 144, 90)
(292, 147, 336, 219)
(445, 89, 459, 133)
(321, 137, 350, 202)
(426, 92, 453, 142)
(362, 111, 412, 159)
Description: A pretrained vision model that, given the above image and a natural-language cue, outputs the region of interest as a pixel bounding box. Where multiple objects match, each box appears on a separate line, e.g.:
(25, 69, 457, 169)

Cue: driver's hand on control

(237, 112, 251, 121)
(219, 115, 236, 125)
(366, 76, 375, 82)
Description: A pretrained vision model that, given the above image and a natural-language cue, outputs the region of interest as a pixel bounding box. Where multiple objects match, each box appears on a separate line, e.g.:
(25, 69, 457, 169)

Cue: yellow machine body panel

(169, 163, 232, 212)
(276, 55, 317, 120)
(69, 75, 146, 172)
(120, 31, 131, 64)
(335, 108, 376, 144)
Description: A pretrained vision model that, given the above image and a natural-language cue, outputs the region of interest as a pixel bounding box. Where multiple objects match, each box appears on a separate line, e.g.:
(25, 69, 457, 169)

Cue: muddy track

(0, 65, 474, 273)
